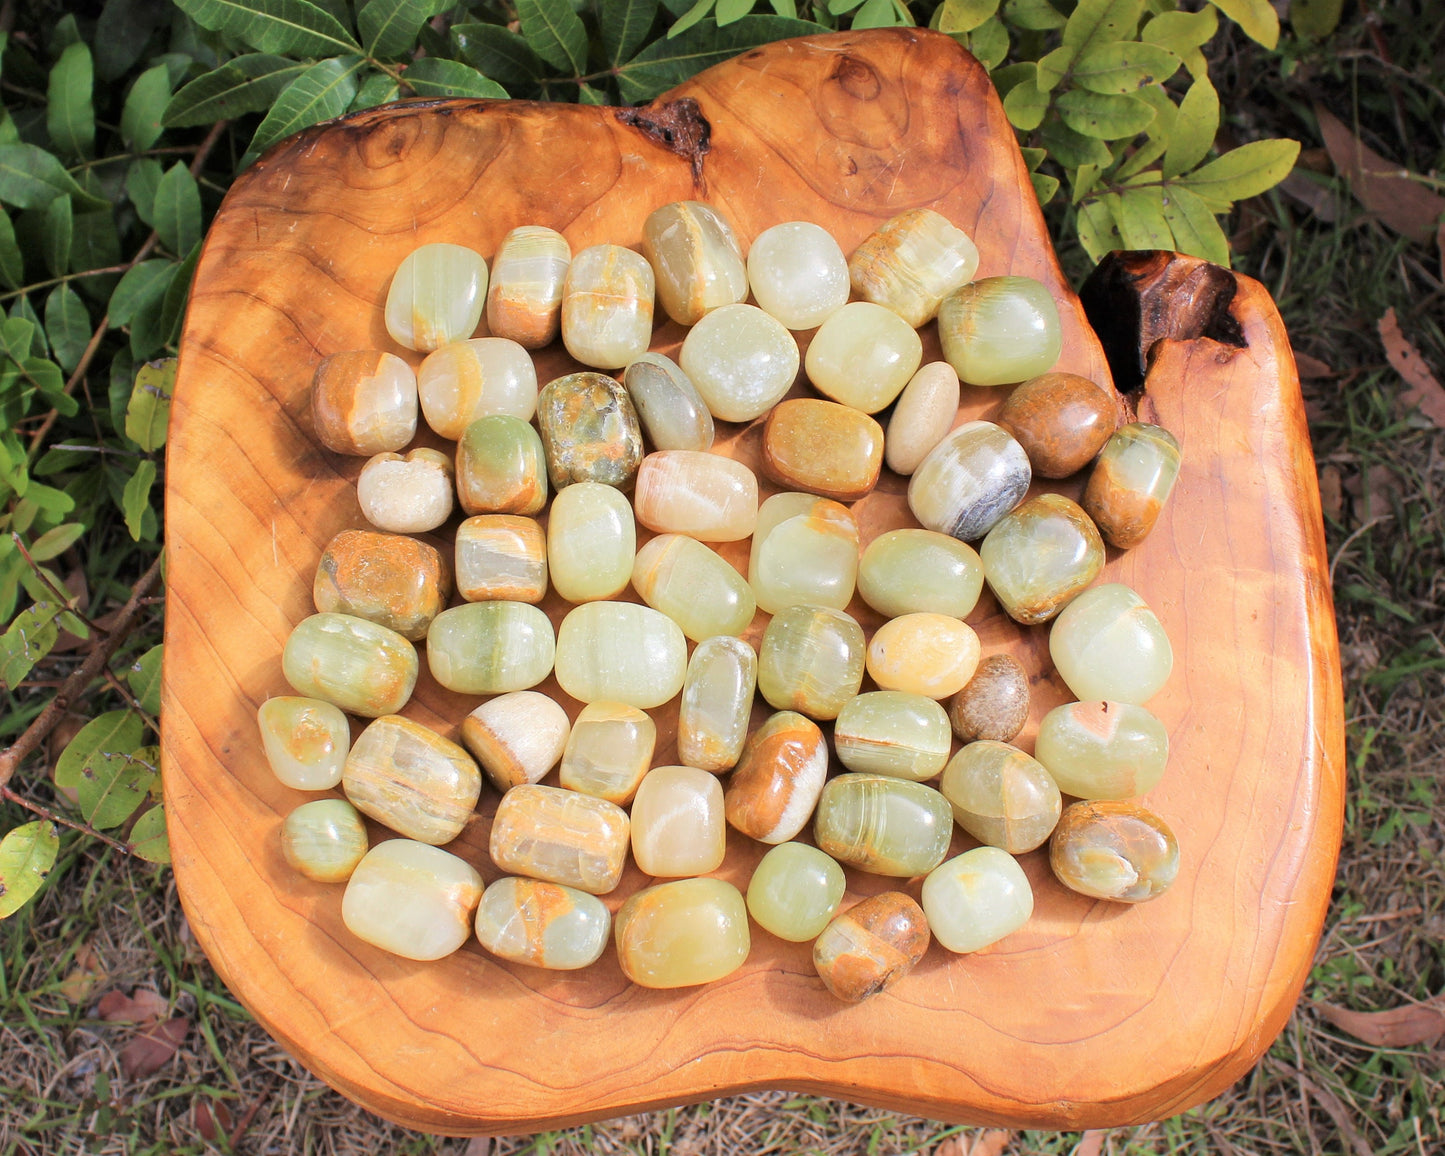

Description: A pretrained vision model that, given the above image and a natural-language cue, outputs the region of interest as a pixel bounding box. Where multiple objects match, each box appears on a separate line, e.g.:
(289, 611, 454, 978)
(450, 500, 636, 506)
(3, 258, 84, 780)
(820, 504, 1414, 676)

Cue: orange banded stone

(812, 892, 930, 1003)
(313, 529, 450, 642)
(996, 372, 1117, 479)
(723, 711, 828, 844)
(761, 398, 883, 502)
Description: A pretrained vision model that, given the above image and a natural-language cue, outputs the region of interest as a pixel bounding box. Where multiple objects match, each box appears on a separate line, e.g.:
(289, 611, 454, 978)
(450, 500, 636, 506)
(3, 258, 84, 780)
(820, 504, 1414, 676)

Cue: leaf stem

(0, 783, 133, 855)
(10, 532, 93, 630)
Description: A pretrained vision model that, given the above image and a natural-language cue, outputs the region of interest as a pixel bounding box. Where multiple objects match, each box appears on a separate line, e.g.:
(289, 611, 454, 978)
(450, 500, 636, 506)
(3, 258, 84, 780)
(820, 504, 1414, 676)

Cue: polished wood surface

(161, 28, 1344, 1132)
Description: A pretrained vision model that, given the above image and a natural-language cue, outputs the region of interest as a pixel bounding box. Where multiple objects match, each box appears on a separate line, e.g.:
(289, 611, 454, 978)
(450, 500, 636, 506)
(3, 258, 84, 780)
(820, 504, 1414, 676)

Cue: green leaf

(1056, 89, 1155, 139)
(619, 16, 827, 102)
(1077, 196, 1124, 263)
(125, 358, 176, 451)
(350, 71, 400, 111)
(517, 0, 589, 74)
(1019, 145, 1047, 171)
(359, 0, 431, 58)
(159, 243, 200, 358)
(0, 315, 34, 366)
(129, 274, 179, 359)
(939, 0, 1000, 34)
(70, 210, 122, 301)
(1116, 186, 1171, 249)
(42, 196, 72, 278)
(47, 42, 96, 159)
(1031, 171, 1060, 204)
(451, 24, 547, 86)
(120, 64, 171, 152)
(403, 58, 508, 99)
(0, 144, 104, 211)
(152, 163, 202, 257)
(109, 347, 134, 433)
(0, 209, 22, 290)
(95, 0, 170, 82)
(43, 285, 89, 373)
(1071, 41, 1178, 93)
(125, 159, 164, 227)
(1003, 0, 1065, 31)
(602, 0, 660, 66)
(244, 56, 366, 166)
(1040, 114, 1114, 167)
(55, 709, 145, 790)
(128, 805, 170, 864)
(28, 522, 85, 562)
(1036, 0, 1143, 87)
(122, 459, 156, 542)
(1208, 0, 1277, 49)
(769, 0, 797, 16)
(1003, 72, 1049, 131)
(163, 55, 308, 128)
(79, 746, 158, 830)
(1180, 137, 1300, 201)
(173, 0, 361, 57)
(1291, 0, 1343, 39)
(852, 0, 899, 29)
(109, 260, 174, 329)
(23, 357, 73, 416)
(1141, 6, 1218, 55)
(668, 0, 718, 38)
(1164, 74, 1218, 179)
(1163, 184, 1230, 266)
(577, 83, 607, 105)
(127, 643, 164, 715)
(1071, 161, 1101, 203)
(966, 15, 1009, 70)
(0, 602, 61, 691)
(716, 0, 755, 24)
(0, 821, 60, 919)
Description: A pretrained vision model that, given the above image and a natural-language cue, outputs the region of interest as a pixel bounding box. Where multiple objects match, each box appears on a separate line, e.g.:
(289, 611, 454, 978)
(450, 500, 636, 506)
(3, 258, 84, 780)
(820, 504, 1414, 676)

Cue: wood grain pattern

(160, 28, 1344, 1132)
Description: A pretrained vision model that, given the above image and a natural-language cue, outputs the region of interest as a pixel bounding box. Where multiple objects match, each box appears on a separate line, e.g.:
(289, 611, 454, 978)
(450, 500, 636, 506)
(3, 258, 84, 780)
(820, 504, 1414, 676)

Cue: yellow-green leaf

(966, 14, 1009, 70)
(1080, 194, 1127, 263)
(1164, 74, 1219, 178)
(1071, 41, 1178, 93)
(1003, 0, 1066, 32)
(129, 805, 170, 864)
(1208, 0, 1277, 49)
(1164, 185, 1230, 267)
(0, 821, 60, 918)
(28, 522, 85, 562)
(55, 709, 145, 790)
(125, 357, 176, 452)
(939, 0, 999, 34)
(1180, 137, 1300, 202)
(1142, 6, 1218, 56)
(79, 748, 158, 830)
(1056, 89, 1155, 139)
(1031, 171, 1060, 205)
(1292, 0, 1343, 39)
(1117, 186, 1172, 249)
(1003, 69, 1049, 131)
(122, 460, 156, 542)
(0, 601, 61, 691)
(127, 643, 163, 715)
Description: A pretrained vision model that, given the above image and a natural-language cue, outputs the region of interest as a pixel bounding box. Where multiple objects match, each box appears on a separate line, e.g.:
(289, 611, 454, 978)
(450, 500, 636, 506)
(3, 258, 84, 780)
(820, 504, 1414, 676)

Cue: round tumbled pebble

(762, 398, 883, 502)
(746, 842, 847, 943)
(561, 244, 654, 370)
(633, 450, 758, 542)
(1050, 799, 1179, 903)
(623, 353, 714, 452)
(537, 372, 643, 491)
(749, 493, 859, 615)
(885, 362, 961, 476)
(642, 200, 748, 326)
(907, 421, 1031, 542)
(680, 303, 799, 422)
(281, 798, 369, 883)
(455, 415, 548, 516)
(460, 690, 571, 793)
(417, 337, 538, 439)
(313, 528, 449, 642)
(342, 840, 483, 961)
(1049, 583, 1173, 705)
(865, 613, 980, 699)
(938, 275, 1061, 386)
(384, 243, 488, 352)
(311, 350, 417, 456)
(833, 690, 952, 782)
(758, 604, 866, 720)
(724, 711, 828, 845)
(857, 528, 983, 620)
(1034, 700, 1169, 800)
(922, 847, 1033, 954)
(746, 221, 850, 330)
(848, 208, 981, 328)
(357, 449, 454, 534)
(812, 892, 930, 1003)
(949, 654, 1030, 743)
(474, 877, 610, 970)
(615, 878, 750, 988)
(426, 602, 555, 695)
(554, 601, 687, 709)
(996, 372, 1117, 478)
(805, 301, 922, 413)
(631, 765, 726, 878)
(980, 493, 1104, 625)
(1082, 422, 1182, 549)
(485, 225, 570, 349)
(940, 740, 1062, 854)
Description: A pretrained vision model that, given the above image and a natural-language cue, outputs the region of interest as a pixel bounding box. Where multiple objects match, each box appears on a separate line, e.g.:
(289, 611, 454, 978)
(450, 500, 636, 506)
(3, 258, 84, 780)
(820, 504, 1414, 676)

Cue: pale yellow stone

(546, 482, 635, 603)
(341, 839, 483, 960)
(460, 691, 570, 793)
(885, 362, 961, 475)
(417, 338, 538, 439)
(357, 448, 454, 534)
(384, 243, 487, 352)
(559, 701, 656, 805)
(866, 613, 981, 699)
(561, 244, 654, 370)
(614, 877, 750, 988)
(630, 765, 726, 878)
(633, 450, 758, 542)
(804, 301, 921, 413)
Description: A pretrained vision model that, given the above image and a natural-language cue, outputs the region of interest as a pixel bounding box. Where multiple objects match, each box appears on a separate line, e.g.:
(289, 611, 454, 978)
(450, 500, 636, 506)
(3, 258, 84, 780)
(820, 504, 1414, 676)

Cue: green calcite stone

(282, 613, 418, 718)
(632, 533, 755, 642)
(537, 372, 643, 490)
(341, 839, 484, 961)
(680, 304, 801, 423)
(614, 877, 750, 988)
(980, 493, 1104, 625)
(677, 636, 757, 771)
(547, 482, 636, 603)
(455, 414, 548, 516)
(748, 492, 859, 615)
(757, 604, 865, 721)
(642, 200, 749, 326)
(745, 842, 846, 942)
(813, 773, 953, 877)
(559, 701, 656, 805)
(281, 798, 368, 883)
(473, 877, 611, 970)
(1083, 422, 1182, 549)
(937, 275, 1062, 386)
(553, 601, 688, 709)
(425, 602, 555, 695)
(258, 696, 350, 790)
(804, 301, 922, 413)
(623, 353, 715, 451)
(939, 741, 1061, 854)
(1050, 799, 1179, 903)
(922, 847, 1033, 953)
(833, 691, 952, 781)
(856, 528, 983, 619)
(1034, 700, 1169, 799)
(1049, 583, 1173, 704)
(383, 242, 487, 352)
(907, 421, 1032, 543)
(343, 714, 482, 845)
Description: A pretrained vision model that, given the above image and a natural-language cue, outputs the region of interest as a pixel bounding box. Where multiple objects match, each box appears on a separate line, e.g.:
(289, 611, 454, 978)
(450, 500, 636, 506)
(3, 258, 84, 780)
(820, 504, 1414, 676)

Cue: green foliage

(0, 820, 60, 918)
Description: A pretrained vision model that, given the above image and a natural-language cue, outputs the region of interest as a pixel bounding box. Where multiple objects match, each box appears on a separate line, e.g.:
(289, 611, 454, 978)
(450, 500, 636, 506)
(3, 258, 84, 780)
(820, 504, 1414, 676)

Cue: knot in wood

(831, 55, 882, 101)
(616, 99, 712, 190)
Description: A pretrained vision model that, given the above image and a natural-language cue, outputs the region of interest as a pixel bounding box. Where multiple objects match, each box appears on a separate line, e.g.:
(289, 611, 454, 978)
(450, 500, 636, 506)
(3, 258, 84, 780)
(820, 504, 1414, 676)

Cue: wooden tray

(161, 27, 1344, 1133)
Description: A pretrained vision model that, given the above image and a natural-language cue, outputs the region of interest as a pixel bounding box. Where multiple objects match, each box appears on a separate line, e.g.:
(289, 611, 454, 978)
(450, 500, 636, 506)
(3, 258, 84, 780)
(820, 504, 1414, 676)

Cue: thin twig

(101, 667, 159, 735)
(0, 784, 132, 854)
(10, 533, 93, 631)
(0, 551, 163, 792)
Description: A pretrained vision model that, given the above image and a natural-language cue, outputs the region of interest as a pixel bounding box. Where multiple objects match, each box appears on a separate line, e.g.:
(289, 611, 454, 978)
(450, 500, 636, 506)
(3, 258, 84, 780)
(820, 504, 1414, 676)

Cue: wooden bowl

(161, 27, 1344, 1133)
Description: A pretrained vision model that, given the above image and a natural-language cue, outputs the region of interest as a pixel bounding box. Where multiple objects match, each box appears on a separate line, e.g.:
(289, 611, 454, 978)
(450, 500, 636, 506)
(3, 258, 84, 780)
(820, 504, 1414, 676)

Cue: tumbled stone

(746, 842, 846, 942)
(623, 353, 715, 452)
(615, 877, 750, 988)
(996, 372, 1116, 479)
(631, 533, 755, 641)
(455, 414, 548, 516)
(489, 783, 630, 895)
(867, 612, 981, 700)
(762, 398, 883, 501)
(559, 701, 656, 805)
(856, 528, 983, 620)
(748, 493, 858, 616)
(281, 798, 368, 883)
(849, 208, 981, 328)
(907, 420, 1031, 541)
(312, 350, 417, 456)
(642, 200, 748, 326)
(554, 601, 687, 709)
(342, 839, 483, 960)
(724, 711, 828, 845)
(417, 337, 538, 440)
(384, 242, 487, 352)
(426, 601, 555, 695)
(547, 482, 635, 603)
(938, 275, 1062, 386)
(485, 225, 570, 349)
(454, 514, 548, 603)
(561, 244, 654, 370)
(631, 765, 726, 877)
(885, 362, 961, 476)
(812, 892, 929, 1003)
(757, 604, 865, 720)
(949, 654, 1030, 743)
(814, 773, 953, 877)
(342, 714, 481, 845)
(258, 696, 350, 791)
(460, 690, 570, 793)
(1034, 700, 1169, 800)
(633, 450, 758, 542)
(357, 448, 454, 534)
(677, 636, 757, 772)
(940, 740, 1062, 854)
(922, 847, 1033, 954)
(1082, 422, 1182, 549)
(1049, 583, 1173, 705)
(537, 372, 643, 490)
(282, 613, 417, 718)
(980, 493, 1104, 625)
(1050, 799, 1179, 902)
(804, 301, 921, 414)
(313, 528, 450, 642)
(746, 221, 849, 330)
(680, 303, 800, 422)
(833, 691, 952, 782)
(474, 876, 610, 970)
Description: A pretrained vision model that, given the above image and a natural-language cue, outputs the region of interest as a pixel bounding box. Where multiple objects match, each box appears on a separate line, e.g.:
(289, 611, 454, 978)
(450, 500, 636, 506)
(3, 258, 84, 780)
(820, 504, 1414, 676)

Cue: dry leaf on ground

(193, 1099, 234, 1143)
(58, 942, 109, 1005)
(1296, 352, 1336, 379)
(1378, 308, 1445, 427)
(1074, 1131, 1107, 1156)
(120, 1015, 189, 1079)
(96, 986, 168, 1024)
(1319, 464, 1344, 521)
(1317, 106, 1445, 243)
(1313, 993, 1445, 1048)
(971, 1130, 1013, 1156)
